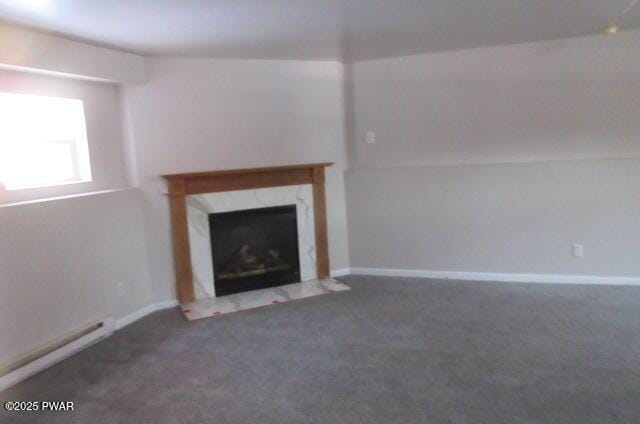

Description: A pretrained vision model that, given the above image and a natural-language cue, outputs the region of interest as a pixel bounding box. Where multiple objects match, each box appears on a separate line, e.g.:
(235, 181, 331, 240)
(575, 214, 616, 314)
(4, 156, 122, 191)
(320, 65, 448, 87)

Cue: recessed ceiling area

(0, 0, 639, 61)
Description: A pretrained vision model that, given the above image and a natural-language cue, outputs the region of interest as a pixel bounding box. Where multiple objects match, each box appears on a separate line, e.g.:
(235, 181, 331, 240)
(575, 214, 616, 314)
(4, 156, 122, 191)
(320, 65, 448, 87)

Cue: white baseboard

(330, 268, 351, 278)
(115, 300, 179, 330)
(349, 267, 640, 286)
(1, 300, 179, 392)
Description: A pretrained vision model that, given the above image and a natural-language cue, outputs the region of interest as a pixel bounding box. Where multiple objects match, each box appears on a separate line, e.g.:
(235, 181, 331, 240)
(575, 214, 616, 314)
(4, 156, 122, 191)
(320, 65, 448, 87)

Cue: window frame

(0, 92, 93, 192)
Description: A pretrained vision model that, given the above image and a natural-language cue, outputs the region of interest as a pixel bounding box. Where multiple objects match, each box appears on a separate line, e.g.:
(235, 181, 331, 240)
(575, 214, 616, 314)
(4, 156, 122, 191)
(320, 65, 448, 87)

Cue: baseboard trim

(330, 268, 351, 278)
(115, 300, 179, 330)
(1, 301, 179, 392)
(349, 267, 640, 286)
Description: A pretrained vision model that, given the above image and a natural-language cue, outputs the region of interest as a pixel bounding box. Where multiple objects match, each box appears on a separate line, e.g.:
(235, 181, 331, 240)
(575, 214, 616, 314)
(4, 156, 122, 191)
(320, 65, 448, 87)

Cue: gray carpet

(2, 275, 640, 423)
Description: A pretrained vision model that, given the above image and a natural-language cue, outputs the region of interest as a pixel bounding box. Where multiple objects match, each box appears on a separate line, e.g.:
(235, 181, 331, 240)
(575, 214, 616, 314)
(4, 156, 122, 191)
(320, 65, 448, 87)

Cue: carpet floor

(2, 275, 640, 423)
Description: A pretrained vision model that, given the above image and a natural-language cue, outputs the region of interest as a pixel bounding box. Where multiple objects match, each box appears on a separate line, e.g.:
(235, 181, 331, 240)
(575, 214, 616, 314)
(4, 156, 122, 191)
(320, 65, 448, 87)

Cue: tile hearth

(180, 278, 350, 321)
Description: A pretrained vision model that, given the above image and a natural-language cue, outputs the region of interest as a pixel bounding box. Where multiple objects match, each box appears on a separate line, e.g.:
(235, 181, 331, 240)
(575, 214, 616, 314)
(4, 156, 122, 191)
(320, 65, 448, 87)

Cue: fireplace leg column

(312, 167, 330, 278)
(168, 180, 195, 303)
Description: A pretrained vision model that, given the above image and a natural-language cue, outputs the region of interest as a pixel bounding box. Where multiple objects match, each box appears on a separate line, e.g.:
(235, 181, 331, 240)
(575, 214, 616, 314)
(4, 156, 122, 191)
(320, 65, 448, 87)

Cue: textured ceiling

(0, 0, 639, 61)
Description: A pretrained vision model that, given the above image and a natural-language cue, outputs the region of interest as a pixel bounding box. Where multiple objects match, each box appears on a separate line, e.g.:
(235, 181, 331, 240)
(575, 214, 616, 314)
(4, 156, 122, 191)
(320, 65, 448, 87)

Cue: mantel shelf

(163, 162, 333, 180)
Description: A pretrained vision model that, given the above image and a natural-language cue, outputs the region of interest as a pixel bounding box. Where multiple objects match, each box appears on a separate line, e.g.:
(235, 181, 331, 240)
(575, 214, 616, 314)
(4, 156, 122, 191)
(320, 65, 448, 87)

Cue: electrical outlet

(572, 243, 584, 258)
(117, 282, 127, 297)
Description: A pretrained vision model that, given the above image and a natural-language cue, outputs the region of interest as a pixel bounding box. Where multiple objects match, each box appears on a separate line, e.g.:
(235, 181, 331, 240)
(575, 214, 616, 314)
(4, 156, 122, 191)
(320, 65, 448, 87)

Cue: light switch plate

(365, 131, 376, 144)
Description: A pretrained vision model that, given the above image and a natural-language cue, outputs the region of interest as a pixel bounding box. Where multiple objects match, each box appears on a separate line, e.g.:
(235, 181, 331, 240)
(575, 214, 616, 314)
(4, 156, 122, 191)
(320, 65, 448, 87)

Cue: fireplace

(163, 164, 351, 321)
(209, 205, 301, 296)
(163, 163, 332, 303)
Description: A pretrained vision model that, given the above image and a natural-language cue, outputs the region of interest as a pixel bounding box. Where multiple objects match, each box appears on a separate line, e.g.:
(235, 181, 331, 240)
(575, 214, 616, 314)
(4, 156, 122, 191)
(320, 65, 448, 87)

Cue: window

(0, 92, 92, 190)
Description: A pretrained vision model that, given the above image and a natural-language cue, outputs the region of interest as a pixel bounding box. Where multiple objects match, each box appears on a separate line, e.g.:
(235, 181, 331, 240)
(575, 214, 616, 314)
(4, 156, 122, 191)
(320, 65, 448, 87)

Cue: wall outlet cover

(572, 244, 584, 258)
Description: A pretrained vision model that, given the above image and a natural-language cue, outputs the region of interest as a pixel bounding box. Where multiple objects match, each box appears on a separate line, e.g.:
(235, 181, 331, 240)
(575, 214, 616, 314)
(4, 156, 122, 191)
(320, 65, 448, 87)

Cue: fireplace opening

(209, 205, 301, 296)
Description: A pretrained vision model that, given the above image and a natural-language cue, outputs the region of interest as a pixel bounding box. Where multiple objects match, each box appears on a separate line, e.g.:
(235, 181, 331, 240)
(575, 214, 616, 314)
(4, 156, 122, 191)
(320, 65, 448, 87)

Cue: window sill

(0, 188, 132, 208)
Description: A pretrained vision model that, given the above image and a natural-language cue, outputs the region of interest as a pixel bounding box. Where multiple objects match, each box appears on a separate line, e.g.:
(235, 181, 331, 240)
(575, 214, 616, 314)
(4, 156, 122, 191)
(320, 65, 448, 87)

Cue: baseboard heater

(0, 318, 115, 392)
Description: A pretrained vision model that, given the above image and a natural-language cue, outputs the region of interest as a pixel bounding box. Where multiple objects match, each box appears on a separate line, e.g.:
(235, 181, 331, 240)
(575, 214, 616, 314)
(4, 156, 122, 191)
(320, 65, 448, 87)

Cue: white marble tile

(186, 196, 216, 298)
(186, 185, 317, 299)
(180, 278, 350, 321)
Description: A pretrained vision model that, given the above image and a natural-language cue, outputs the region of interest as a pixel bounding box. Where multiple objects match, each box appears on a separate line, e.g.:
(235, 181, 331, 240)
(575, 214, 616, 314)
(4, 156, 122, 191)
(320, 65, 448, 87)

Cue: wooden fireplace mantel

(163, 163, 333, 303)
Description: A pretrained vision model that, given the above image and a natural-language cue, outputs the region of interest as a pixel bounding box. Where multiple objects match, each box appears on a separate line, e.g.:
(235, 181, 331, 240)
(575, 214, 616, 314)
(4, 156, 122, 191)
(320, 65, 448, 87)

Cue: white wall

(350, 31, 640, 168)
(0, 189, 153, 366)
(345, 32, 640, 278)
(0, 26, 155, 370)
(5, 22, 638, 375)
(346, 159, 640, 277)
(0, 27, 352, 361)
(0, 22, 145, 84)
(0, 68, 131, 204)
(123, 58, 350, 301)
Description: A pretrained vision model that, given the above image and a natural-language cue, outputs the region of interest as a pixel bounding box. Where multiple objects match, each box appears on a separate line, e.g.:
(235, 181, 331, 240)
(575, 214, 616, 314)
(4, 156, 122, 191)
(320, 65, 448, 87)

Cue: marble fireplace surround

(163, 163, 333, 304)
(187, 185, 317, 299)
